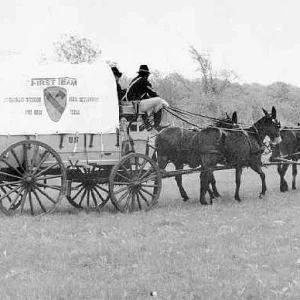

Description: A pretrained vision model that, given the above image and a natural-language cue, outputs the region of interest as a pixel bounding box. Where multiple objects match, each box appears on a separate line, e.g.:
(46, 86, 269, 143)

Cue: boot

(153, 110, 170, 132)
(139, 114, 153, 131)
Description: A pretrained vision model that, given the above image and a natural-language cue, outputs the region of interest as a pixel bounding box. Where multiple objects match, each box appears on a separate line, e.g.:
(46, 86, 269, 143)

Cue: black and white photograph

(0, 0, 299, 299)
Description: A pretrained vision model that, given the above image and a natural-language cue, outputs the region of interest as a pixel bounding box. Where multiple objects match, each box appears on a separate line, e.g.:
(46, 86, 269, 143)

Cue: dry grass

(1, 166, 300, 299)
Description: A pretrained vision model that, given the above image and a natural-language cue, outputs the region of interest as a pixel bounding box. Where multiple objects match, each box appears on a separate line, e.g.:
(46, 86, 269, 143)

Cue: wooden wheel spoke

(35, 186, 58, 204)
(10, 148, 25, 172)
(0, 170, 22, 180)
(137, 190, 150, 206)
(35, 174, 61, 181)
(0, 180, 22, 188)
(8, 187, 24, 210)
(73, 183, 83, 189)
(120, 164, 132, 179)
(95, 184, 109, 193)
(139, 174, 158, 184)
(90, 189, 98, 206)
(139, 167, 155, 181)
(113, 185, 131, 195)
(135, 191, 142, 210)
(23, 144, 28, 171)
(31, 150, 51, 176)
(0, 158, 23, 176)
(28, 191, 34, 215)
(0, 185, 23, 202)
(115, 171, 131, 182)
(71, 186, 85, 201)
(138, 158, 148, 176)
(0, 187, 12, 203)
(78, 189, 88, 206)
(32, 189, 47, 213)
(139, 187, 154, 197)
(111, 182, 130, 186)
(140, 183, 159, 188)
(134, 156, 140, 171)
(94, 186, 107, 203)
(116, 189, 131, 204)
(20, 190, 28, 213)
(87, 190, 91, 207)
(34, 162, 59, 178)
(122, 191, 132, 212)
(35, 182, 61, 191)
(131, 191, 136, 212)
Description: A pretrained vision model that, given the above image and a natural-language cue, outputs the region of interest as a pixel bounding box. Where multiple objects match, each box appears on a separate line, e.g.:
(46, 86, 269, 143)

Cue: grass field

(1, 165, 300, 299)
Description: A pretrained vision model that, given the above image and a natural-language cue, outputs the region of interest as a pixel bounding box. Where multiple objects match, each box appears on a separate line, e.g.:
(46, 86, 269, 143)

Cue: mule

(154, 112, 238, 201)
(270, 126, 300, 192)
(191, 107, 281, 205)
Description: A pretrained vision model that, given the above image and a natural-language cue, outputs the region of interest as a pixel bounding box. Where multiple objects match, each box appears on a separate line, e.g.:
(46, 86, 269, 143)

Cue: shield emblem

(43, 86, 67, 122)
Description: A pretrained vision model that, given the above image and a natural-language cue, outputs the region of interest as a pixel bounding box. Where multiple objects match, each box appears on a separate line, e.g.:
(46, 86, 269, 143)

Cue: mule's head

(213, 111, 239, 129)
(258, 106, 281, 144)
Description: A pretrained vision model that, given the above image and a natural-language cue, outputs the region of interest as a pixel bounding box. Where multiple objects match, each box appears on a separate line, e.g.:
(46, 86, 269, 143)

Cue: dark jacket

(116, 81, 125, 103)
(125, 76, 158, 101)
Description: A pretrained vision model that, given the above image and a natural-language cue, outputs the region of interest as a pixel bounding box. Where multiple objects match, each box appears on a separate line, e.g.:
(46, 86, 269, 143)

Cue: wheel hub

(22, 174, 35, 187)
(131, 180, 141, 188)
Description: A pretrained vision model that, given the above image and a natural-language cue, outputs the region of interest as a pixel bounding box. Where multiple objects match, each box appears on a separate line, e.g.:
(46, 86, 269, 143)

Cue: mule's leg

(174, 163, 189, 201)
(250, 163, 266, 198)
(210, 173, 221, 197)
(200, 154, 218, 205)
(278, 163, 289, 192)
(200, 170, 210, 205)
(234, 166, 243, 202)
(292, 159, 297, 190)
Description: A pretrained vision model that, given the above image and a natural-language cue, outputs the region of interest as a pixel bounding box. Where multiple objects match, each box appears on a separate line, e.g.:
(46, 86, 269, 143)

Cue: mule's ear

(271, 106, 277, 119)
(232, 111, 237, 124)
(262, 108, 269, 117)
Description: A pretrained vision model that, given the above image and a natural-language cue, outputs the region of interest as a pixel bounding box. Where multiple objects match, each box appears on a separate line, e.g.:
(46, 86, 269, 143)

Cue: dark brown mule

(192, 107, 281, 205)
(270, 125, 300, 192)
(154, 112, 238, 201)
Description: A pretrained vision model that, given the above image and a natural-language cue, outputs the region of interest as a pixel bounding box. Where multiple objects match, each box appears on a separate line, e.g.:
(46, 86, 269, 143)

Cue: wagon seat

(119, 100, 146, 132)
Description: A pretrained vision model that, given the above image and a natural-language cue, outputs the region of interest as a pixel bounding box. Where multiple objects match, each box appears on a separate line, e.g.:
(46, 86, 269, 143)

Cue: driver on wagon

(122, 64, 169, 131)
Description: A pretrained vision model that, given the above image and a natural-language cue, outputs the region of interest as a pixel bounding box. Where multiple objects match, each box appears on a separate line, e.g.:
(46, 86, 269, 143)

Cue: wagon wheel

(109, 153, 162, 212)
(66, 165, 110, 210)
(0, 140, 66, 216)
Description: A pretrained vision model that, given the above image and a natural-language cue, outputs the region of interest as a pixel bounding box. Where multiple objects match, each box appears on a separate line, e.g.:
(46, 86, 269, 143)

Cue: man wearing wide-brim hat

(122, 64, 169, 131)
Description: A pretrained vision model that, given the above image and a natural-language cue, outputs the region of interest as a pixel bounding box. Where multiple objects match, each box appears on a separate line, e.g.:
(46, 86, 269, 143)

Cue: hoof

(214, 192, 221, 198)
(235, 197, 241, 202)
(182, 196, 189, 202)
(280, 182, 288, 192)
(200, 200, 208, 205)
(259, 193, 266, 199)
(292, 185, 296, 190)
(280, 186, 288, 192)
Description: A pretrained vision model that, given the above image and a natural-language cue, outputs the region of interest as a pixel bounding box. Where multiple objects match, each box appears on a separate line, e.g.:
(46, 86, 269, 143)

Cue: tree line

(54, 34, 300, 127)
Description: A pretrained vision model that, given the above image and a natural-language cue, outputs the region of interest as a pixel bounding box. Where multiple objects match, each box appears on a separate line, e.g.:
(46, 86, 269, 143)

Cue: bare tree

(54, 34, 101, 64)
(189, 45, 238, 95)
(189, 46, 213, 95)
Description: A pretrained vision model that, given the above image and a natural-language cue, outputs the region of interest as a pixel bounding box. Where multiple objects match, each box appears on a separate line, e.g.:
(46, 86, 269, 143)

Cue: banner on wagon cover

(0, 59, 119, 135)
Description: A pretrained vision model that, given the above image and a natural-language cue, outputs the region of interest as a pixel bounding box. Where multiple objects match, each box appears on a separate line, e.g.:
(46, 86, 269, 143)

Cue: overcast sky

(1, 0, 300, 86)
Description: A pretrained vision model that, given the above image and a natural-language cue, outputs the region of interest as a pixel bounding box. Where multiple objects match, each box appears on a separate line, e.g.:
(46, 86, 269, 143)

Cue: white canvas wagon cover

(0, 58, 119, 135)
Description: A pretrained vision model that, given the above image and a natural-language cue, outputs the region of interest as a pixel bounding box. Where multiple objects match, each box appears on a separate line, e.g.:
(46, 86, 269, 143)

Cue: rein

(168, 105, 251, 127)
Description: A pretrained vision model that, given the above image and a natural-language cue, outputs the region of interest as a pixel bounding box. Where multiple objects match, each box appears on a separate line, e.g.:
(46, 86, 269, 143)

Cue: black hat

(138, 64, 150, 74)
(111, 66, 122, 77)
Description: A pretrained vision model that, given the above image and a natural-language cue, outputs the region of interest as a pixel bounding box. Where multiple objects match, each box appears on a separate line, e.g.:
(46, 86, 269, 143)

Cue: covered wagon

(0, 58, 161, 216)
